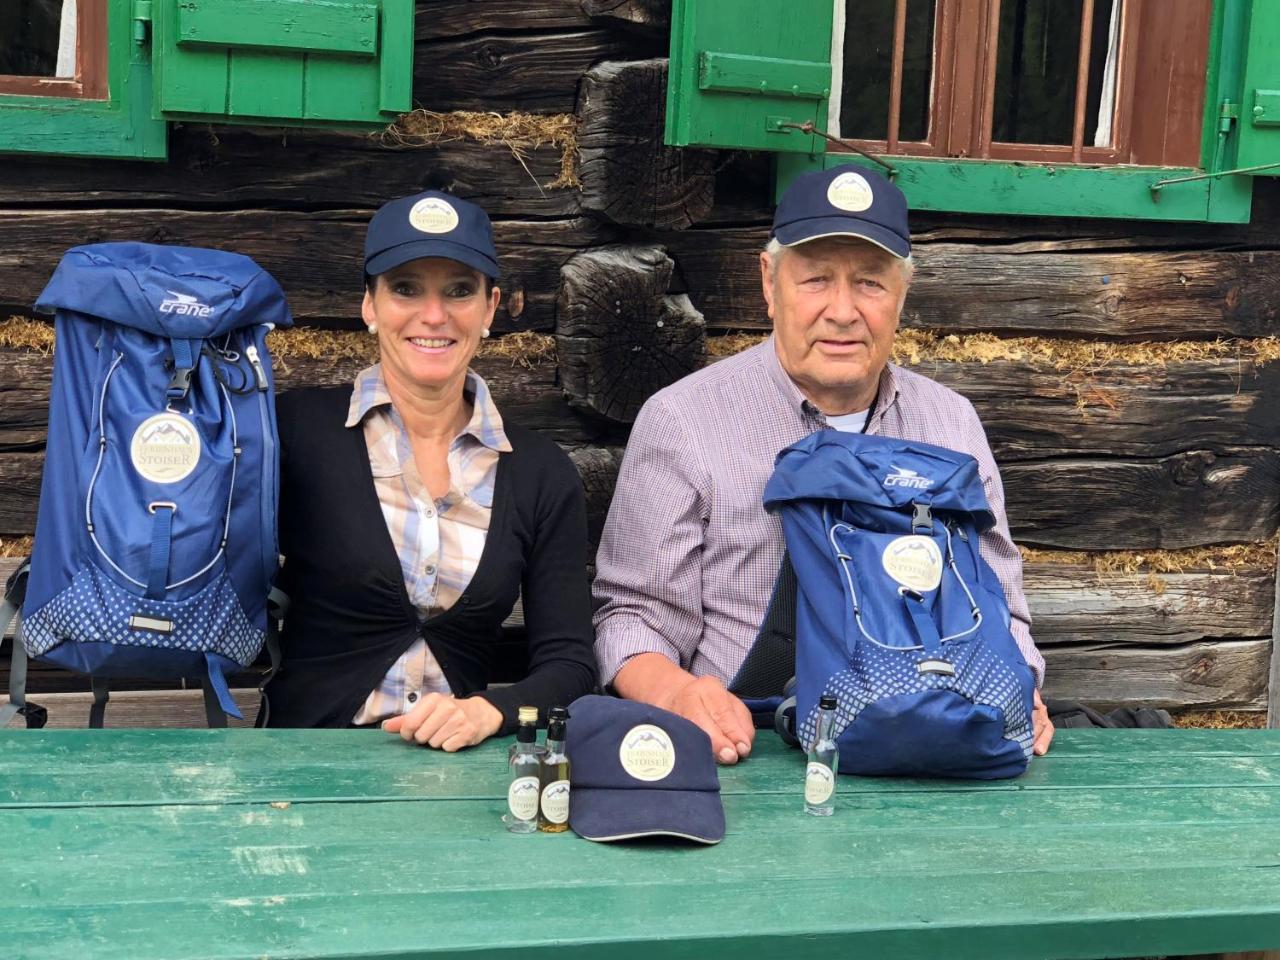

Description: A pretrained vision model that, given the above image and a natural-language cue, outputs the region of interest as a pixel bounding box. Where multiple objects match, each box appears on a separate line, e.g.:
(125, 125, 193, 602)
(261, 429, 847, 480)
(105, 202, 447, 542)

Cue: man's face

(760, 237, 908, 415)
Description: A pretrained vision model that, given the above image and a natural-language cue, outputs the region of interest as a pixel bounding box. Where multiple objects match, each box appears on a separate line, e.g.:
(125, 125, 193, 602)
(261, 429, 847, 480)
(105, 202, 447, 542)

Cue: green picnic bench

(2, 728, 1279, 960)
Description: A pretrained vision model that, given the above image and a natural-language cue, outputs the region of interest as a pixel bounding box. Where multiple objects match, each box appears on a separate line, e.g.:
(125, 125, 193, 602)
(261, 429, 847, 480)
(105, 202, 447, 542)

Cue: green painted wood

(665, 0, 828, 153)
(1238, 0, 1280, 171)
(228, 50, 304, 119)
(775, 153, 1255, 224)
(153, 0, 412, 126)
(0, 0, 167, 159)
(175, 0, 379, 56)
(3, 729, 1280, 959)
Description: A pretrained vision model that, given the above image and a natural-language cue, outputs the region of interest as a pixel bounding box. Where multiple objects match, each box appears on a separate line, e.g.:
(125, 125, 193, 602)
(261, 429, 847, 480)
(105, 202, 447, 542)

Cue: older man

(593, 166, 1052, 764)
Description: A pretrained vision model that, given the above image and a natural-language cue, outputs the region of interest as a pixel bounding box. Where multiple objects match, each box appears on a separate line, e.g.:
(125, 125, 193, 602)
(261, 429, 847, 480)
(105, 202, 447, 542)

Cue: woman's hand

(382, 694, 504, 751)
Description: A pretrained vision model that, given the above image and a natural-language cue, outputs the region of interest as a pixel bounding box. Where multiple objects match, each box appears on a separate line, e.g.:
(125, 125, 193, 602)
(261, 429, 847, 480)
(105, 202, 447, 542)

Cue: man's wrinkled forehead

(780, 235, 901, 272)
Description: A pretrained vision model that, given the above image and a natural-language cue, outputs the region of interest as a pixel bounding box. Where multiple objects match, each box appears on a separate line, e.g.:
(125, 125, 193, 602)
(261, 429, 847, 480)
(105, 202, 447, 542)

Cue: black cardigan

(262, 387, 598, 731)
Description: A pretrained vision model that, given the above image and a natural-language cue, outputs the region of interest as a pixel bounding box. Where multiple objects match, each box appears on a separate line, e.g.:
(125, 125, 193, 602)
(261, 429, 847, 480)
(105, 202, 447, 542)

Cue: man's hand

(1032, 688, 1054, 756)
(613, 654, 754, 765)
(382, 693, 503, 752)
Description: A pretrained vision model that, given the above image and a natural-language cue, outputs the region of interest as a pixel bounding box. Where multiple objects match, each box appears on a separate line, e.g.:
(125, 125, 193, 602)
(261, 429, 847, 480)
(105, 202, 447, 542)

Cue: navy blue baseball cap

(363, 190, 500, 280)
(566, 695, 725, 844)
(771, 166, 910, 258)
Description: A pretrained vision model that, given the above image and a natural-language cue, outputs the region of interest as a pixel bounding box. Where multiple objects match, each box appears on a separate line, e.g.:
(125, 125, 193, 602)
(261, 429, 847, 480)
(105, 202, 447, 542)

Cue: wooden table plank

(3, 730, 1280, 960)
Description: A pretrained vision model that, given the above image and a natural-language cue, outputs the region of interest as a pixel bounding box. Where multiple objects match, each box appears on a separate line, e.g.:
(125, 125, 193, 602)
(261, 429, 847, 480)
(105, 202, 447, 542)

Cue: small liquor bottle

(507, 705, 541, 833)
(537, 706, 571, 833)
(804, 695, 839, 817)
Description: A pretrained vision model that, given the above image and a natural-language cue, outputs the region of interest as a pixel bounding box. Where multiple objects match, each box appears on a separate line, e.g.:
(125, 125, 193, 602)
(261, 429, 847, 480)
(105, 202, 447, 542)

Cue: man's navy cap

(771, 166, 910, 259)
(363, 190, 500, 280)
(566, 695, 725, 844)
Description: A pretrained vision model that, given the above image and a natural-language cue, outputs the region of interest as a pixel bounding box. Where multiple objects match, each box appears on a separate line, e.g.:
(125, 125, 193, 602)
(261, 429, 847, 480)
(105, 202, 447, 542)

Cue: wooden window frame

(0, 0, 109, 100)
(832, 0, 1210, 170)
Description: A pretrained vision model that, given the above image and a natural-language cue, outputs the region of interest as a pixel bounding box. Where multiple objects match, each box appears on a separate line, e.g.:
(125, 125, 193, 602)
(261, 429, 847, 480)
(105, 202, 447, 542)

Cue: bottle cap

(518, 706, 538, 725)
(819, 695, 838, 710)
(549, 706, 569, 721)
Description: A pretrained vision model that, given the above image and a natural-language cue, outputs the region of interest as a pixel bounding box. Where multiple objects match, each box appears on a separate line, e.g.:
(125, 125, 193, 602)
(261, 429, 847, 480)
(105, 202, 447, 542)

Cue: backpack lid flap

(34, 243, 293, 338)
(763, 431, 996, 524)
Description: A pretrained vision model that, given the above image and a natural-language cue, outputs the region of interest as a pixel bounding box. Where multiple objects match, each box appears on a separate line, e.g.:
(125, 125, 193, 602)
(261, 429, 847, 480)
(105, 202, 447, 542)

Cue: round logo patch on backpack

(130, 413, 201, 484)
(881, 535, 943, 592)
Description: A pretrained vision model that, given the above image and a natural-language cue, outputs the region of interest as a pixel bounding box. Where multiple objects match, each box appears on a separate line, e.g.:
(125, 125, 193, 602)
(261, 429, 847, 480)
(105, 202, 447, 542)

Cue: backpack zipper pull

(244, 343, 268, 391)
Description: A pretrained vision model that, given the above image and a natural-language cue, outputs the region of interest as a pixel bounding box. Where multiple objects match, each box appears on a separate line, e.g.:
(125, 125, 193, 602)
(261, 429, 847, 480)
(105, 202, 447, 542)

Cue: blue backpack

(0, 243, 291, 728)
(755, 430, 1035, 779)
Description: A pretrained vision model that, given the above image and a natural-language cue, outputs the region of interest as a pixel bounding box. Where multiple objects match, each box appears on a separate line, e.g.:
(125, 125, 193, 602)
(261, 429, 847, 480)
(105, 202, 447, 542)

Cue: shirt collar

(758, 334, 901, 429)
(345, 363, 513, 453)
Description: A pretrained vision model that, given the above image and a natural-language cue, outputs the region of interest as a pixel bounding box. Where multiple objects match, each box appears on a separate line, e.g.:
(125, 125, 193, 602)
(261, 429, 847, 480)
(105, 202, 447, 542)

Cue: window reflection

(1, 0, 77, 79)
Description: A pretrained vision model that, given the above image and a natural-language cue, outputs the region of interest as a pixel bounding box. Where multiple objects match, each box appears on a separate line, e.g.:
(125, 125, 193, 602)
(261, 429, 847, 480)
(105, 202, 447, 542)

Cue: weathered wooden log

(1041, 640, 1271, 711)
(1024, 561, 1275, 646)
(1004, 449, 1280, 550)
(414, 29, 665, 114)
(0, 211, 619, 333)
(578, 0, 669, 28)
(557, 245, 707, 422)
(577, 60, 716, 229)
(567, 445, 623, 558)
(661, 227, 1280, 339)
(0, 453, 44, 537)
(415, 0, 667, 37)
(0, 127, 580, 216)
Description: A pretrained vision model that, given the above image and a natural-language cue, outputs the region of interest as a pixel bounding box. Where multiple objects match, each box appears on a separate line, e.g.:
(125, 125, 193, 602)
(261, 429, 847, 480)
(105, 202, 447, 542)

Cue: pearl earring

(481, 328, 491, 339)
(367, 323, 378, 334)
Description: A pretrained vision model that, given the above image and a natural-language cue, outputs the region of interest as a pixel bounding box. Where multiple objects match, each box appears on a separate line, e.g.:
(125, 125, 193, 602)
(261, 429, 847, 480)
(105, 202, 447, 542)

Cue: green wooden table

(3, 728, 1279, 960)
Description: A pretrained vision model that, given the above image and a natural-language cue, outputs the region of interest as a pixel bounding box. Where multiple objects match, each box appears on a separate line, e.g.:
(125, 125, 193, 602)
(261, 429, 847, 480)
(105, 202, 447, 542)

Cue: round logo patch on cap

(882, 535, 944, 593)
(826, 171, 875, 212)
(408, 197, 460, 235)
(130, 413, 201, 484)
(618, 723, 676, 782)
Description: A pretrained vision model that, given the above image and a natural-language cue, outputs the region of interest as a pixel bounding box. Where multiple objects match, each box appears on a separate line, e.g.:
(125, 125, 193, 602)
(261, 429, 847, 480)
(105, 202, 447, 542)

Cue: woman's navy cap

(770, 166, 911, 259)
(565, 695, 725, 844)
(363, 190, 500, 280)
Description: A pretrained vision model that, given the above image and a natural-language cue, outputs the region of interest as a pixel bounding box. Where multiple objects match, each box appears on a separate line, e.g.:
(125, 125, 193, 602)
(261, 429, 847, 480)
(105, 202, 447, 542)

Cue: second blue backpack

(7, 243, 291, 725)
(762, 431, 1035, 779)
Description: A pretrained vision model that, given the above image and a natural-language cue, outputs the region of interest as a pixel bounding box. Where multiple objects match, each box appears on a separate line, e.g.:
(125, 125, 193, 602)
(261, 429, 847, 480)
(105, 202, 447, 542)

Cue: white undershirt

(825, 408, 870, 433)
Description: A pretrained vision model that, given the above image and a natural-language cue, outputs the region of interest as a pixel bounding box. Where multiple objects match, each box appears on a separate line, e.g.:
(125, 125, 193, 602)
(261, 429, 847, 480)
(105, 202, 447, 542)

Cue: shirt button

(425, 563, 436, 575)
(407, 692, 418, 704)
(424, 507, 435, 518)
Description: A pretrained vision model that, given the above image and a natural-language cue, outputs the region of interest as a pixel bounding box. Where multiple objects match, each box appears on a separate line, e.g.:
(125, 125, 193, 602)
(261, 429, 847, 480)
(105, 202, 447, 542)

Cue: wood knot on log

(557, 244, 705, 423)
(577, 60, 716, 229)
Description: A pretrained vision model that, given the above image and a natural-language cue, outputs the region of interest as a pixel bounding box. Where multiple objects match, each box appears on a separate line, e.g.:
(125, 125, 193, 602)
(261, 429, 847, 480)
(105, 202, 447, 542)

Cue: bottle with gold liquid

(506, 706, 541, 833)
(537, 706, 571, 833)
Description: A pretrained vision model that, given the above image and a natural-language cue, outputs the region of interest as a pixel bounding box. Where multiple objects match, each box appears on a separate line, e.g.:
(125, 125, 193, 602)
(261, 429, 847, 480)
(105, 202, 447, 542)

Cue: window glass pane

(992, 0, 1115, 146)
(840, 0, 936, 142)
(0, 0, 74, 79)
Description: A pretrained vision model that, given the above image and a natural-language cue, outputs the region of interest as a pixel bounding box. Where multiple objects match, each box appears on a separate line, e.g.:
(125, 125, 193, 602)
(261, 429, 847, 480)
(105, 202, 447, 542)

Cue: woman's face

(362, 257, 500, 395)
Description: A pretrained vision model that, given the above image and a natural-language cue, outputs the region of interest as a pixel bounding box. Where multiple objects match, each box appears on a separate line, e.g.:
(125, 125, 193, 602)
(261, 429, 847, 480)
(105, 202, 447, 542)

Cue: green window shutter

(1236, 0, 1280, 173)
(152, 0, 413, 127)
(665, 0, 831, 153)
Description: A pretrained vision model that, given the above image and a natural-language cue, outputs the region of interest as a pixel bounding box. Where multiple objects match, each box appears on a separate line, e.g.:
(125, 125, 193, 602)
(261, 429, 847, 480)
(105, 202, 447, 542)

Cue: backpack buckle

(911, 502, 932, 532)
(166, 365, 194, 399)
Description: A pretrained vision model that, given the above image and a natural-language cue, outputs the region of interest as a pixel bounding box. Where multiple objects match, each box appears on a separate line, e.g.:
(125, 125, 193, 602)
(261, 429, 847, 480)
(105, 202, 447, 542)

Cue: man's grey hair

(763, 237, 915, 282)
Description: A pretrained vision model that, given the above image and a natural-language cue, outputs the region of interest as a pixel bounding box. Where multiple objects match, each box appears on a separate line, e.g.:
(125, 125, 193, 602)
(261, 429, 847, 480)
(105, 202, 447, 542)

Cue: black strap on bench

(1, 560, 46, 730)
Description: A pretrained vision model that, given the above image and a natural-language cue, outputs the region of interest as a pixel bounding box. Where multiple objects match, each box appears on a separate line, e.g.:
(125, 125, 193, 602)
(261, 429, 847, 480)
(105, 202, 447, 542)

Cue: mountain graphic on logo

(165, 290, 200, 305)
(511, 781, 538, 795)
(809, 765, 833, 783)
(140, 422, 192, 445)
(625, 730, 669, 749)
(544, 784, 570, 799)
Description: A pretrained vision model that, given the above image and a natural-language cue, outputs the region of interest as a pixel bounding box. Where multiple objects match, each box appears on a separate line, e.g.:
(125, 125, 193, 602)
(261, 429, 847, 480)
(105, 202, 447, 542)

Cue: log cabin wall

(1, 0, 1278, 719)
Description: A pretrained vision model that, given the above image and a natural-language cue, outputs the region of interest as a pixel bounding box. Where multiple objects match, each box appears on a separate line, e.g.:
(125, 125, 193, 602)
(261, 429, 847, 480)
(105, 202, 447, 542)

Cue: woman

(262, 190, 597, 747)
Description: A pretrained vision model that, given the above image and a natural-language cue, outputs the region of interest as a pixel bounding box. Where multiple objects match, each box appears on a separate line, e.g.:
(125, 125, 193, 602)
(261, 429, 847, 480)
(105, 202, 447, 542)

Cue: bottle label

(805, 762, 835, 805)
(540, 779, 571, 824)
(508, 776, 539, 821)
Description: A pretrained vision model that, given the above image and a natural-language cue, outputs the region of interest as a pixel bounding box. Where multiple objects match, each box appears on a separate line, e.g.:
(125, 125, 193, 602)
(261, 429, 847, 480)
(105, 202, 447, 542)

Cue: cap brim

(773, 216, 910, 259)
(570, 786, 725, 844)
(366, 238, 500, 279)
